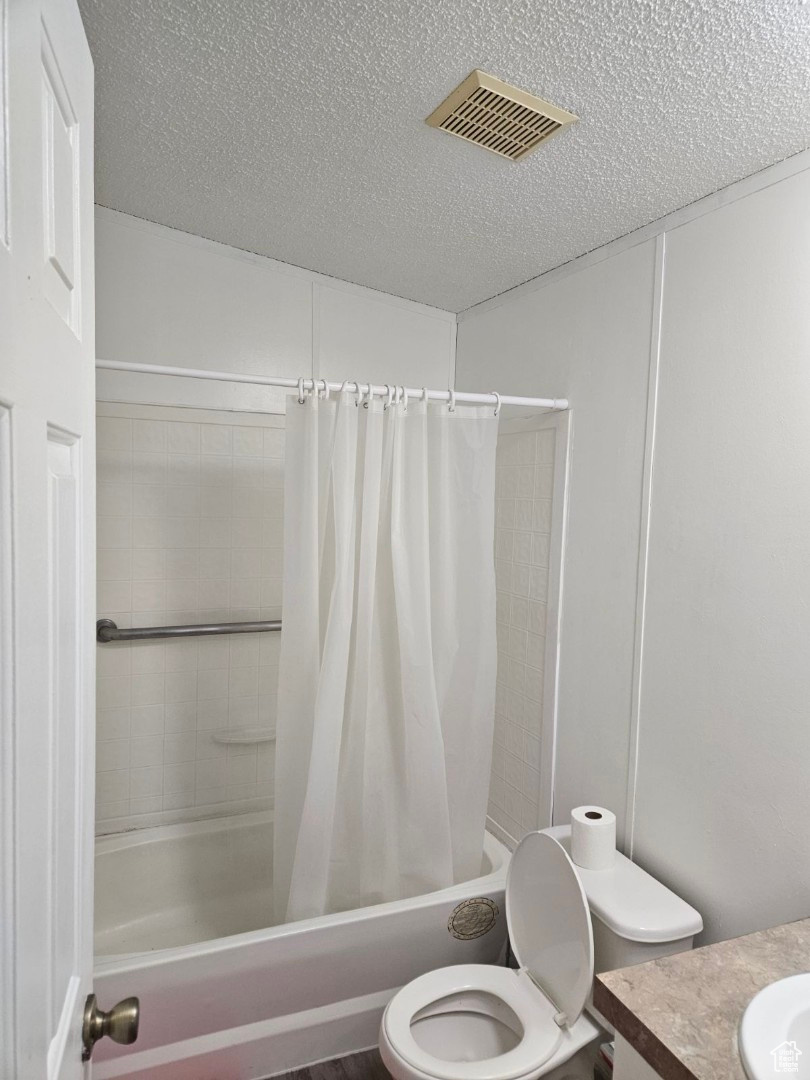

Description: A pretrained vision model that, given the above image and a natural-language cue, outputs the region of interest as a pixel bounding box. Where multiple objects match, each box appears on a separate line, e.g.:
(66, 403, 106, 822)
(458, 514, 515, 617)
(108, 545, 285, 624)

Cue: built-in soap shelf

(212, 727, 276, 745)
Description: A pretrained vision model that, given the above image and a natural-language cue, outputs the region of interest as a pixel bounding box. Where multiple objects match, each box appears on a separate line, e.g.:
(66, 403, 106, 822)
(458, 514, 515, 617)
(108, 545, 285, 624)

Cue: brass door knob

(82, 993, 140, 1061)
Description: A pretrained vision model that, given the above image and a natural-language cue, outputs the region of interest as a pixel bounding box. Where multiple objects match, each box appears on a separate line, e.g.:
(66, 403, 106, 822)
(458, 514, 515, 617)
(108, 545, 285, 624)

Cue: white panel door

(0, 0, 96, 1077)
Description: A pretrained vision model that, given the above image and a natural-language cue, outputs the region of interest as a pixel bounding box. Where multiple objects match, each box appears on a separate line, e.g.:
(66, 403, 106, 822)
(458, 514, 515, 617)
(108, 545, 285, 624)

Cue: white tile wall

(488, 427, 555, 845)
(95, 403, 284, 832)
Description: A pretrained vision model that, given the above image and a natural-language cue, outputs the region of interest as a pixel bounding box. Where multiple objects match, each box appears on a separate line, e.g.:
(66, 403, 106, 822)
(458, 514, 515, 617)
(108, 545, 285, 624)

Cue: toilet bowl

(379, 963, 600, 1080)
(380, 832, 599, 1080)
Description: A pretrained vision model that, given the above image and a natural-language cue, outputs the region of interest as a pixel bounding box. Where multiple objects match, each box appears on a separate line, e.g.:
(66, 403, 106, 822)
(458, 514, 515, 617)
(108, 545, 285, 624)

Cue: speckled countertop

(593, 917, 810, 1080)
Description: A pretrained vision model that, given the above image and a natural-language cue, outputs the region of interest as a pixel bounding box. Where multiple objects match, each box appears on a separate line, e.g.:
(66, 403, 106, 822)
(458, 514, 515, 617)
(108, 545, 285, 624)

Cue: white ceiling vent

(426, 70, 578, 162)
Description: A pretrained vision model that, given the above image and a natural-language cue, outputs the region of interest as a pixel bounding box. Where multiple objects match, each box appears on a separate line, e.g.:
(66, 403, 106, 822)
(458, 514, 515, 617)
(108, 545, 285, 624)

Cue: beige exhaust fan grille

(426, 70, 577, 161)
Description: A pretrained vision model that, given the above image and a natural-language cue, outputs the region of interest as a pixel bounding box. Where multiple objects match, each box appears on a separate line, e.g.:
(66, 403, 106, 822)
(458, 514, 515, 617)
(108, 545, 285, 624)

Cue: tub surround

(95, 403, 283, 831)
(490, 420, 557, 846)
(594, 917, 810, 1080)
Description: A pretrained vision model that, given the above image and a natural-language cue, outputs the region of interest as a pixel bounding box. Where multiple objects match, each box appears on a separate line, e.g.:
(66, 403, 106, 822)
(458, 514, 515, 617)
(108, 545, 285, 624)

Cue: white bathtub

(95, 812, 276, 957)
(93, 812, 511, 1079)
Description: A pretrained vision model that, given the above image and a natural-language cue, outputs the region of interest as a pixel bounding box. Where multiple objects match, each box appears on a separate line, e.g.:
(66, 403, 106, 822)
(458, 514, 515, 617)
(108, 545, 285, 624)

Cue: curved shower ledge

(212, 728, 277, 745)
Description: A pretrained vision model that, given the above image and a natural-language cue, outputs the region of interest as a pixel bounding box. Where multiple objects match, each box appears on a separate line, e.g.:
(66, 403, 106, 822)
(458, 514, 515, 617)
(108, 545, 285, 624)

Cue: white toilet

(379, 825, 702, 1080)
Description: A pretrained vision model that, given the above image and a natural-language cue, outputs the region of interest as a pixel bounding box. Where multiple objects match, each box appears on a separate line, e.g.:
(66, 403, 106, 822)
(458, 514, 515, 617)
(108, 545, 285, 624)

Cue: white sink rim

(740, 973, 810, 1080)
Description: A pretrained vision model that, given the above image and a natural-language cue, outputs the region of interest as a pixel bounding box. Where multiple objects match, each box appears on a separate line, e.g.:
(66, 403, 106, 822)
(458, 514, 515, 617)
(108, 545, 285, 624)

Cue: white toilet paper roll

(570, 806, 616, 870)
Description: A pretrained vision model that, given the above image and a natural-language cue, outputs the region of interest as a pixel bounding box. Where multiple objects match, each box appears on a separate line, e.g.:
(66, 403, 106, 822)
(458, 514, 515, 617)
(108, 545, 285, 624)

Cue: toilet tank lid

(543, 826, 703, 944)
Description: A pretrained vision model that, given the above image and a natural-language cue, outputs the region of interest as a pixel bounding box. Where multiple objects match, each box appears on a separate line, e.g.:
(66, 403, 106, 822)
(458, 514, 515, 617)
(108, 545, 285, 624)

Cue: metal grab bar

(96, 618, 282, 643)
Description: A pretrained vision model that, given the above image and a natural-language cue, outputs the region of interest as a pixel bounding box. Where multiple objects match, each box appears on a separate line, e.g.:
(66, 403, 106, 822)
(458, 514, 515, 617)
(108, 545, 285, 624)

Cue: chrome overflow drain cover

(447, 897, 499, 940)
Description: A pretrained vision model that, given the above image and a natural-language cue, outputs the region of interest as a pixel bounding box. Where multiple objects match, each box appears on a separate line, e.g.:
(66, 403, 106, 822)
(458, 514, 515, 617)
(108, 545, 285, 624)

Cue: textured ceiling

(79, 0, 810, 311)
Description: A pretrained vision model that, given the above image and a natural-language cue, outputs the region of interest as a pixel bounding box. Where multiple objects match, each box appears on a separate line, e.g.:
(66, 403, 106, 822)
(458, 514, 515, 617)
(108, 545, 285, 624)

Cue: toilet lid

(506, 831, 593, 1025)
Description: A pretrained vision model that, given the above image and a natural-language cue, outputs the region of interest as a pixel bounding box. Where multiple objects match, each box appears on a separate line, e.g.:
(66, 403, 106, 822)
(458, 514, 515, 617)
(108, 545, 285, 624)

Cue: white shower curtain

(274, 389, 498, 922)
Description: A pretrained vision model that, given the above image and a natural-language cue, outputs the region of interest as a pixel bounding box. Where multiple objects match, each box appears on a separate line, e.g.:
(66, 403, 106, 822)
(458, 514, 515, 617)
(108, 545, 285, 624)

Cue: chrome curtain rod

(97, 618, 281, 643)
(95, 359, 569, 411)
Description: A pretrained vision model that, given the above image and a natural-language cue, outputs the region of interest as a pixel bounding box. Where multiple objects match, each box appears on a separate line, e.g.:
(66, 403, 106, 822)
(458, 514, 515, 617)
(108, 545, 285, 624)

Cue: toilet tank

(543, 826, 703, 972)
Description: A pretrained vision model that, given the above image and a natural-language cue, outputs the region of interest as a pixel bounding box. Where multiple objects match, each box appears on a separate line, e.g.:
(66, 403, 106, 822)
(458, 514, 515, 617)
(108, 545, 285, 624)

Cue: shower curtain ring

(297, 376, 306, 404)
(321, 379, 331, 399)
(490, 391, 501, 416)
(363, 383, 373, 408)
(401, 386, 409, 411)
(354, 381, 363, 407)
(448, 388, 456, 413)
(421, 387, 429, 405)
(384, 384, 394, 410)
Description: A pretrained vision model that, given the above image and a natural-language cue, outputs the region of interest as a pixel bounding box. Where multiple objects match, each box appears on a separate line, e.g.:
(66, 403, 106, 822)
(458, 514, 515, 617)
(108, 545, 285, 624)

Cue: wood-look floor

(271, 1048, 391, 1079)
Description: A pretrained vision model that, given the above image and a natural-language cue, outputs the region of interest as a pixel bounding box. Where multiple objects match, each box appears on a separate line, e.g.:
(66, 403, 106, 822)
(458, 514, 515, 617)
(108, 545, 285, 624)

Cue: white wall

(632, 165, 810, 944)
(94, 207, 456, 410)
(457, 151, 810, 944)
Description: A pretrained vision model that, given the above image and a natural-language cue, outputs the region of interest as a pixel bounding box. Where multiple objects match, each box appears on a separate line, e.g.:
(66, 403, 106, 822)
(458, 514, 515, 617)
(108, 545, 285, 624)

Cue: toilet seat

(382, 963, 564, 1080)
(381, 832, 595, 1080)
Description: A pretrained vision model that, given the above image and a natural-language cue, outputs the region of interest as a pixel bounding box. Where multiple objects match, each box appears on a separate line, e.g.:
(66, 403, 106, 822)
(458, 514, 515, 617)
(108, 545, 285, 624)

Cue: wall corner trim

(624, 232, 666, 859)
